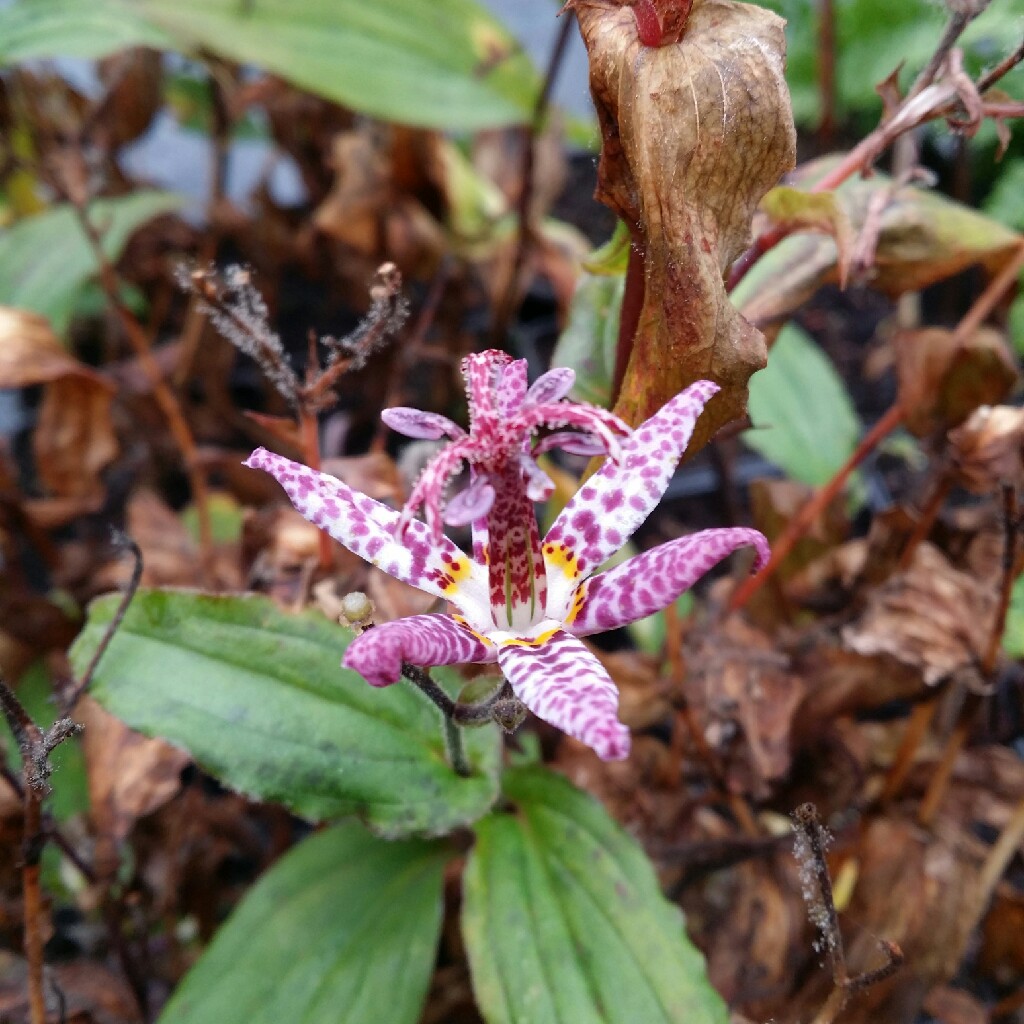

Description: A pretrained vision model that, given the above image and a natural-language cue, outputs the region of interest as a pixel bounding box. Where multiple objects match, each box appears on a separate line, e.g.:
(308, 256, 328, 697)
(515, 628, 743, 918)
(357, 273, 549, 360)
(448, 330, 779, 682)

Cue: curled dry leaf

(687, 615, 804, 797)
(757, 186, 854, 287)
(896, 327, 1018, 437)
(313, 128, 446, 273)
(75, 696, 189, 876)
(842, 543, 996, 687)
(948, 404, 1024, 493)
(0, 306, 118, 500)
(570, 0, 796, 445)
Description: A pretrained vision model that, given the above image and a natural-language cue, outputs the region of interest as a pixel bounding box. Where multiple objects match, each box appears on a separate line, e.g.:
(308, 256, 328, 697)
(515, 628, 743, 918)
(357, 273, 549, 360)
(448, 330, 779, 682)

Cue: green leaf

(462, 765, 728, 1024)
(0, 0, 540, 128)
(0, 0, 174, 63)
(744, 323, 861, 487)
(582, 220, 631, 276)
(0, 192, 184, 333)
(142, 0, 540, 130)
(551, 271, 624, 410)
(159, 822, 448, 1024)
(1003, 573, 1024, 658)
(69, 589, 501, 837)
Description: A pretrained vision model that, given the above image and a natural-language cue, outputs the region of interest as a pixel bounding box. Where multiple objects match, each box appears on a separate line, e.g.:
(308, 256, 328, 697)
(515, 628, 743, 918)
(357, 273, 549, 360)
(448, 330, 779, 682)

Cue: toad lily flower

(244, 353, 768, 761)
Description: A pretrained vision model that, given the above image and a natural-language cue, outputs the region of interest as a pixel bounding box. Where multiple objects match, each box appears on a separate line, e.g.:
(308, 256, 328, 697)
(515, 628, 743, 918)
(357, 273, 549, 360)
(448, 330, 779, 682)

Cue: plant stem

(493, 11, 574, 346)
(611, 237, 646, 410)
(299, 402, 333, 571)
(441, 715, 471, 778)
(71, 201, 215, 564)
(0, 679, 81, 1024)
(63, 533, 143, 711)
(729, 402, 905, 611)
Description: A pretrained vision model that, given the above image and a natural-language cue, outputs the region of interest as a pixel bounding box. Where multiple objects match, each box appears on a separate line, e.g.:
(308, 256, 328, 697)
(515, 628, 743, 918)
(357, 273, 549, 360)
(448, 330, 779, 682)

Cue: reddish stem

(611, 236, 646, 410)
(633, 0, 664, 46)
(729, 402, 905, 611)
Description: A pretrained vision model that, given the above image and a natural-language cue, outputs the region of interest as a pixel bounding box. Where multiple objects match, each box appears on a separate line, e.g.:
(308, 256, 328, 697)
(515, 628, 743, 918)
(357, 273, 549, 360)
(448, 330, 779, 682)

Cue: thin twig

(817, 0, 837, 146)
(794, 803, 904, 1024)
(69, 199, 215, 562)
(905, 9, 976, 101)
(0, 764, 97, 884)
(370, 258, 453, 454)
(63, 533, 143, 711)
(729, 403, 905, 611)
(0, 678, 82, 1024)
(729, 29, 1024, 291)
(493, 11, 575, 346)
(793, 803, 846, 986)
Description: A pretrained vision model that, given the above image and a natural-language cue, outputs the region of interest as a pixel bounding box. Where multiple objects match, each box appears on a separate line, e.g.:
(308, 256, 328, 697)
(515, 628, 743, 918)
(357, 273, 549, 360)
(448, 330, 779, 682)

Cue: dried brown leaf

(688, 615, 803, 796)
(842, 543, 995, 686)
(0, 307, 118, 499)
(76, 696, 189, 871)
(896, 327, 1018, 437)
(571, 0, 796, 443)
(948, 404, 1024, 493)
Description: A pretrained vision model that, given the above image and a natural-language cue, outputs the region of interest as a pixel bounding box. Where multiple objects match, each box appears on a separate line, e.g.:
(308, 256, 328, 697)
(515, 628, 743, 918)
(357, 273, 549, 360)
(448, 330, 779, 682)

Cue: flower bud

(340, 592, 375, 629)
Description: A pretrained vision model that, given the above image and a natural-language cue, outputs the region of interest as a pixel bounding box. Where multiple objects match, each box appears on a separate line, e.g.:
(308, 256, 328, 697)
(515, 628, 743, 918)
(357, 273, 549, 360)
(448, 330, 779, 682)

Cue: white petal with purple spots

(244, 448, 492, 630)
(568, 527, 770, 636)
(495, 623, 630, 761)
(542, 380, 720, 620)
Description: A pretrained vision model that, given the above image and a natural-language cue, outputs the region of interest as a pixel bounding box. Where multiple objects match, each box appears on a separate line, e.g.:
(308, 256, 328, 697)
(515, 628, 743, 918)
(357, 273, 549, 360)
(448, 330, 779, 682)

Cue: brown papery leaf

(76, 696, 189, 873)
(842, 543, 995, 687)
(570, 0, 796, 446)
(896, 327, 1018, 437)
(0, 307, 119, 499)
(948, 404, 1024, 493)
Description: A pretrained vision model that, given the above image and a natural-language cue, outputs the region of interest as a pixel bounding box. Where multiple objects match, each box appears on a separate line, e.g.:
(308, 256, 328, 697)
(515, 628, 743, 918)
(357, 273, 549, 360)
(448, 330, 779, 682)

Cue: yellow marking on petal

(565, 584, 588, 625)
(500, 628, 559, 649)
(439, 557, 471, 593)
(543, 542, 579, 579)
(451, 615, 494, 647)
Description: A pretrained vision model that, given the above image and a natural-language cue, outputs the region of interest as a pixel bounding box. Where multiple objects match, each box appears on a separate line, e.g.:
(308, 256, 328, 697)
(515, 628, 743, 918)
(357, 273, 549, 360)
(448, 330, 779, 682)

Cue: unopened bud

(340, 592, 374, 629)
(491, 697, 528, 734)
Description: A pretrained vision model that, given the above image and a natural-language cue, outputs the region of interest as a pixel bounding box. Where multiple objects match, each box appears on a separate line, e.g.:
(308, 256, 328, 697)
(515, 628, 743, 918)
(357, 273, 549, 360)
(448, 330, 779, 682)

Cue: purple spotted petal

(525, 367, 575, 406)
(497, 357, 529, 419)
(381, 407, 464, 440)
(445, 476, 496, 526)
(343, 613, 496, 687)
(519, 401, 628, 462)
(542, 380, 719, 620)
(245, 448, 490, 625)
(567, 527, 770, 635)
(496, 626, 630, 760)
(463, 350, 510, 429)
(519, 453, 555, 502)
(533, 430, 608, 457)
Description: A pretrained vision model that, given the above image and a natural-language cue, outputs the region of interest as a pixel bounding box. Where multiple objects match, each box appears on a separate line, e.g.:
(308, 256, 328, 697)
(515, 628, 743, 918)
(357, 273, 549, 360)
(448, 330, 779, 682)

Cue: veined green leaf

(0, 0, 174, 63)
(551, 270, 624, 410)
(159, 822, 448, 1024)
(462, 765, 728, 1024)
(0, 192, 184, 333)
(744, 323, 861, 487)
(69, 589, 501, 837)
